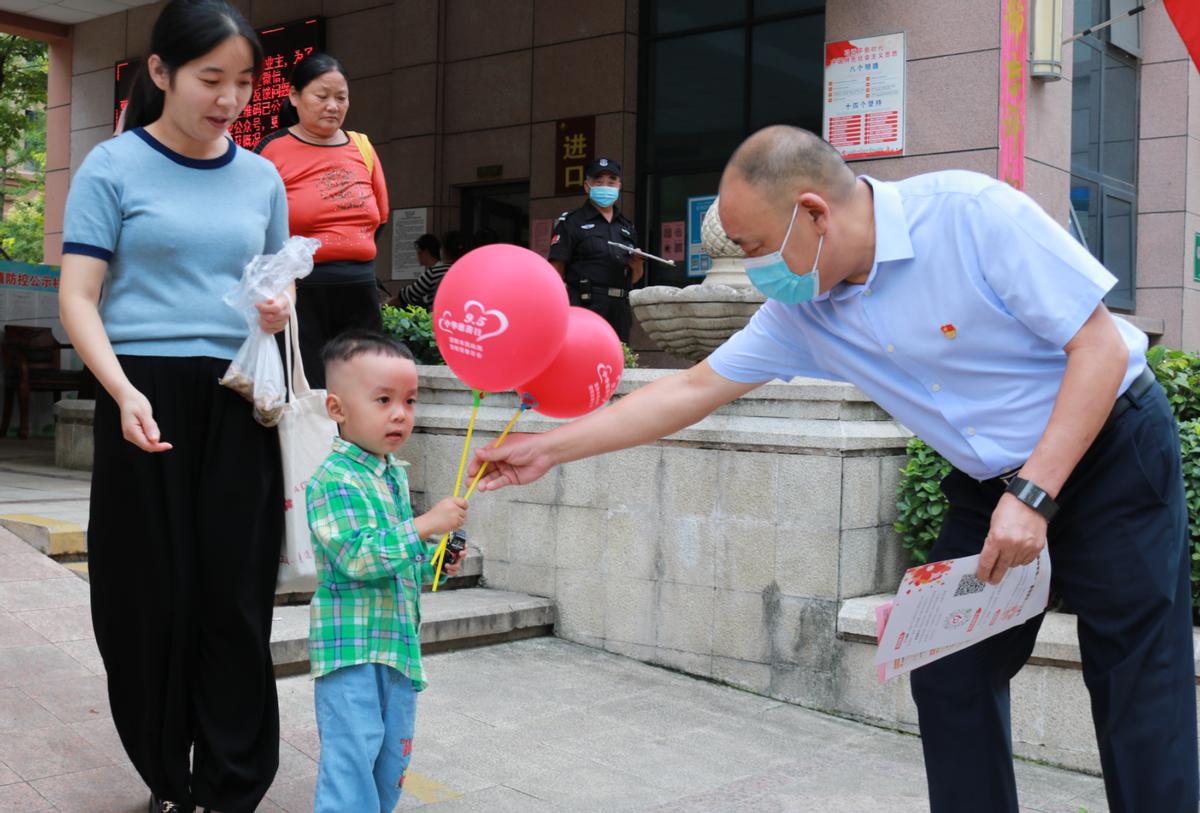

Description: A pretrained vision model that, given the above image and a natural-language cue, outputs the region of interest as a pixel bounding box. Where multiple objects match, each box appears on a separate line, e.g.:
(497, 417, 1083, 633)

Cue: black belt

(566, 280, 628, 299)
(994, 365, 1156, 487)
(1098, 365, 1156, 436)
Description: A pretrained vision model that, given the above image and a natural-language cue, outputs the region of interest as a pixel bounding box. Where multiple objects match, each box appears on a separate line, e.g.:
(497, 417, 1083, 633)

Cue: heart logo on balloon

(462, 300, 509, 342)
(438, 300, 509, 345)
(589, 363, 616, 409)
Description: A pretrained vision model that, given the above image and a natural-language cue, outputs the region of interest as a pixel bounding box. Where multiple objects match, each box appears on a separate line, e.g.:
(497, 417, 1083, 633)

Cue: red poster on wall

(660, 221, 685, 262)
(823, 33, 906, 161)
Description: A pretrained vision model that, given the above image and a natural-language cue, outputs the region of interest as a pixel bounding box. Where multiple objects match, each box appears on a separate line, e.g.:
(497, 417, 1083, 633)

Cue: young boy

(306, 330, 468, 813)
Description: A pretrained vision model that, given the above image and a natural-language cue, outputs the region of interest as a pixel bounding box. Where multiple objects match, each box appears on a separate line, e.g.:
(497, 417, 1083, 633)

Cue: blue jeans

(314, 663, 417, 813)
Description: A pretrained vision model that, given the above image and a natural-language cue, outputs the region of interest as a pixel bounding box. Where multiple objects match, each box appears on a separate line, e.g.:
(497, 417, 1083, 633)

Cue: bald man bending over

(469, 126, 1196, 813)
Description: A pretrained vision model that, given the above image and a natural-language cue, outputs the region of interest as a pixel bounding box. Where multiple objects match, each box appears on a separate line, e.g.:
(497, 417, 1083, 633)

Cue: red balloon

(432, 245, 569, 392)
(518, 307, 624, 418)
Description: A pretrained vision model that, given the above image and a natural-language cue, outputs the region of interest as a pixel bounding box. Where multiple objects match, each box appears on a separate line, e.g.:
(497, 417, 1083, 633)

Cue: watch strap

(1004, 476, 1059, 521)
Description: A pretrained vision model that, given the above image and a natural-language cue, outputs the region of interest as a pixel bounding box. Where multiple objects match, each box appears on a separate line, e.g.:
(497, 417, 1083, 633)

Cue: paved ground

(0, 437, 1111, 812)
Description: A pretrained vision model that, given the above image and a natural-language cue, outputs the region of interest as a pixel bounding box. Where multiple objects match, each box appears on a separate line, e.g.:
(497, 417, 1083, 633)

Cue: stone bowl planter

(630, 283, 765, 363)
(630, 197, 765, 363)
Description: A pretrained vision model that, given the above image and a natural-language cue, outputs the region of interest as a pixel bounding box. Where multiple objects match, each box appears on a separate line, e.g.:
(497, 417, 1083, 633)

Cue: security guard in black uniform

(547, 158, 643, 342)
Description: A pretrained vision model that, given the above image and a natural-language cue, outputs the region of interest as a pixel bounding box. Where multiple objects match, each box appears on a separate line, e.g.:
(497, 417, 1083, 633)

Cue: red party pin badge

(940, 323, 957, 340)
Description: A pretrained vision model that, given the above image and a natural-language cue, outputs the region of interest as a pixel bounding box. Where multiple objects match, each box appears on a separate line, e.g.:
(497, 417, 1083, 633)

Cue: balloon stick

(432, 396, 537, 591)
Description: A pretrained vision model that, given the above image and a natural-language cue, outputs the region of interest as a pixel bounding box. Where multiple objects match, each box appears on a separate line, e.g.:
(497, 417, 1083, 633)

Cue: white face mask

(741, 203, 823, 304)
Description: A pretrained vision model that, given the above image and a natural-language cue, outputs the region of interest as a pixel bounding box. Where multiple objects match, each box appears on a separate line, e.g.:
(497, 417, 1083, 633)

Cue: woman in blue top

(59, 3, 289, 811)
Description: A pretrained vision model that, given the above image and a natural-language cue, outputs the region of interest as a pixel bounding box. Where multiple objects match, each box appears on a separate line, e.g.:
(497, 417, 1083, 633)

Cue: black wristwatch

(1004, 477, 1059, 521)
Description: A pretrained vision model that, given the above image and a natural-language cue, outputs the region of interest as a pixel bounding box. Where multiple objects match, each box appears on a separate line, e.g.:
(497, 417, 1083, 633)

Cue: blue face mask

(588, 185, 620, 208)
(742, 203, 824, 304)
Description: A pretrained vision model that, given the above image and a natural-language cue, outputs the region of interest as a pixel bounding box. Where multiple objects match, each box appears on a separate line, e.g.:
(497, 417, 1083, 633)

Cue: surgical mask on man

(588, 185, 620, 208)
(742, 203, 823, 304)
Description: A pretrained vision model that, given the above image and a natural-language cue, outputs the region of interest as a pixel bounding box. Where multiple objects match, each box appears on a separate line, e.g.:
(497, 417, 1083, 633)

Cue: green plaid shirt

(306, 436, 436, 687)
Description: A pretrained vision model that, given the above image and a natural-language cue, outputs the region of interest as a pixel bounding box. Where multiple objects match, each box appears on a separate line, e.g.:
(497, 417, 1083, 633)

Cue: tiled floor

(0, 439, 1111, 812)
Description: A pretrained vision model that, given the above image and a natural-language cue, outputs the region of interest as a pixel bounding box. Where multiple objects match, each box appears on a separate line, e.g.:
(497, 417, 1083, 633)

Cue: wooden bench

(1, 325, 92, 439)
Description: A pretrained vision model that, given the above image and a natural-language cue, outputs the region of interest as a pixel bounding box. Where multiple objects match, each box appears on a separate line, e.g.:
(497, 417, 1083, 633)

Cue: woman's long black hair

(123, 0, 263, 131)
(274, 53, 348, 130)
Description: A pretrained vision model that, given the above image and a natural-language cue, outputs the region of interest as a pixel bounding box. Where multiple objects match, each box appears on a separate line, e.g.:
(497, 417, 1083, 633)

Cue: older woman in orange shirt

(256, 53, 387, 388)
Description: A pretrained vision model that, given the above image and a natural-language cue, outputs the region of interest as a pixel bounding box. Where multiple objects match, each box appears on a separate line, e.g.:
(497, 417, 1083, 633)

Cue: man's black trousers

(911, 380, 1198, 812)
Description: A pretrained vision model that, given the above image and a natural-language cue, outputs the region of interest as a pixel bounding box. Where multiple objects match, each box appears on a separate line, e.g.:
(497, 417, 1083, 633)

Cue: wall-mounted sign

(554, 116, 595, 196)
(686, 195, 717, 278)
(823, 32, 905, 160)
(390, 208, 428, 281)
(1195, 232, 1200, 283)
(660, 220, 685, 263)
(530, 218, 554, 258)
(114, 17, 325, 149)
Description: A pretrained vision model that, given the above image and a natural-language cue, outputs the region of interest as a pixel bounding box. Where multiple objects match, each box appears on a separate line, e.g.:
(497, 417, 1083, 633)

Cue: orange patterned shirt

(255, 129, 388, 264)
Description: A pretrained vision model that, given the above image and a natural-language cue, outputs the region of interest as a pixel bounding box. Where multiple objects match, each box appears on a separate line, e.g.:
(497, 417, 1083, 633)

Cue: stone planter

(630, 283, 765, 362)
(630, 196, 765, 363)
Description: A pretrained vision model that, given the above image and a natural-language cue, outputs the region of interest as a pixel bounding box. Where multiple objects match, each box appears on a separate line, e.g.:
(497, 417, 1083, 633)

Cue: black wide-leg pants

(294, 279, 382, 390)
(88, 356, 283, 812)
(910, 381, 1198, 813)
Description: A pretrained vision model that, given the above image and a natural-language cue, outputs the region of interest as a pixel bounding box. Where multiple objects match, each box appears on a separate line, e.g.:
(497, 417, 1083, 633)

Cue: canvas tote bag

(276, 307, 337, 594)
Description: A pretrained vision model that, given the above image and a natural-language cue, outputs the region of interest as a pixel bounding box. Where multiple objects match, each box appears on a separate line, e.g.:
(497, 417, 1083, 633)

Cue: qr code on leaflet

(954, 574, 987, 597)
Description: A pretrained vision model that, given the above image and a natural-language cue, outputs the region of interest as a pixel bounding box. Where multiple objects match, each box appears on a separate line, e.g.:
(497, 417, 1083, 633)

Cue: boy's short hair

(321, 330, 414, 374)
(414, 233, 440, 257)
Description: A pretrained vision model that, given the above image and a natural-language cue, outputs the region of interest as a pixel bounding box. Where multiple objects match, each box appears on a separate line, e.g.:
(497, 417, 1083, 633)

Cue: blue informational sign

(686, 194, 717, 278)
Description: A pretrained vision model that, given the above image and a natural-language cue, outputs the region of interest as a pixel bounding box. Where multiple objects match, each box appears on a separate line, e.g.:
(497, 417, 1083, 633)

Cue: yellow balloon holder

(430, 391, 537, 590)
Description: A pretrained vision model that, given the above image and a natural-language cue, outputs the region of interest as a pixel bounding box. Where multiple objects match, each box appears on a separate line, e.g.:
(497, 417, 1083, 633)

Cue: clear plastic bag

(220, 236, 321, 426)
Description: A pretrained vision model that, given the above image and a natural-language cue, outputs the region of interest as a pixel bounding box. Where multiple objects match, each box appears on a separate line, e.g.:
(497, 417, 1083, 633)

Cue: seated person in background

(391, 230, 465, 310)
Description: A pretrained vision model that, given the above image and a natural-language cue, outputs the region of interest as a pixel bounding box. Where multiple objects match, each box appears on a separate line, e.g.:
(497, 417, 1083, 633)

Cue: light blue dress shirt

(708, 171, 1147, 481)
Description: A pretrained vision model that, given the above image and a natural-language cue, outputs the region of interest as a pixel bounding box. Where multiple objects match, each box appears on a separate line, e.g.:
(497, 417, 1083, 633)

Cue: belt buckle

(997, 469, 1021, 487)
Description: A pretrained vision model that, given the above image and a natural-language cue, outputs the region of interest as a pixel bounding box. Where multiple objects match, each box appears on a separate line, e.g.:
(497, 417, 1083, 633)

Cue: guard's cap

(585, 158, 621, 178)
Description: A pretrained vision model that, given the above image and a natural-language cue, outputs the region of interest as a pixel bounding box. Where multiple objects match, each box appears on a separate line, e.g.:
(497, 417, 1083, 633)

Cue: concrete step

(0, 514, 86, 556)
(270, 587, 556, 676)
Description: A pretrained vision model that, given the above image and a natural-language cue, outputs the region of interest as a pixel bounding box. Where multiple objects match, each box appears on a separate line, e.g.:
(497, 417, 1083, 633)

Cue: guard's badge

(940, 323, 957, 340)
(581, 223, 595, 229)
(599, 158, 609, 167)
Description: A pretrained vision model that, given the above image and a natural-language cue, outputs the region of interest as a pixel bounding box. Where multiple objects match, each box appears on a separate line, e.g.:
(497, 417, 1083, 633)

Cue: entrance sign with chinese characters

(554, 116, 596, 196)
(823, 32, 906, 160)
(114, 17, 325, 149)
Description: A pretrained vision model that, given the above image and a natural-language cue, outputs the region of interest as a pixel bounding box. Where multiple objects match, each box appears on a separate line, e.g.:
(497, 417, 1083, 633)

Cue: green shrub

(1146, 345, 1200, 422)
(893, 437, 952, 565)
(894, 348, 1200, 617)
(380, 304, 443, 365)
(623, 343, 639, 369)
(1183, 420, 1200, 612)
